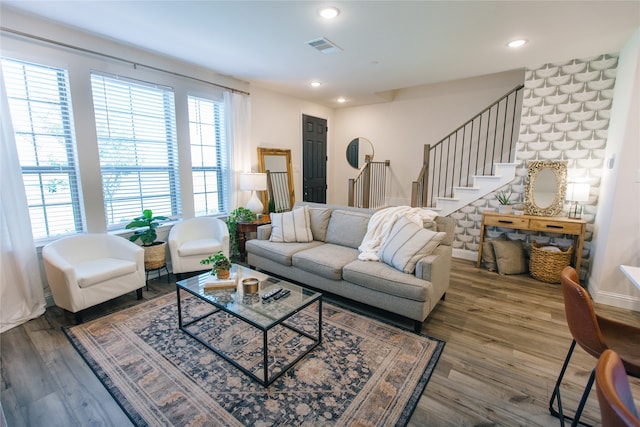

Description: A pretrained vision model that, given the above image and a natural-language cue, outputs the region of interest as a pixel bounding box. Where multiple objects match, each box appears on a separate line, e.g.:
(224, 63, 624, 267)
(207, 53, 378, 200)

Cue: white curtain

(224, 91, 251, 210)
(0, 67, 46, 333)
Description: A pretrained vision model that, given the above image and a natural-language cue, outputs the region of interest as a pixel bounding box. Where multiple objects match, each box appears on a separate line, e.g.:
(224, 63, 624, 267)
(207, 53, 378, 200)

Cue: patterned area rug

(64, 293, 444, 426)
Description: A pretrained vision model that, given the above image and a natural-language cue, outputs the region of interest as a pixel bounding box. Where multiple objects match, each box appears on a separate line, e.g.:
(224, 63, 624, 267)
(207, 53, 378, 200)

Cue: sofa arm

(256, 224, 272, 240)
(415, 245, 452, 300)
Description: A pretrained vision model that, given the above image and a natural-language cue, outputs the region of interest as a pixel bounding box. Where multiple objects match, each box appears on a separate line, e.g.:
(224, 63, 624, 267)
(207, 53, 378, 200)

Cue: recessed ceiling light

(319, 7, 340, 19)
(336, 97, 347, 103)
(507, 39, 527, 48)
(310, 81, 322, 88)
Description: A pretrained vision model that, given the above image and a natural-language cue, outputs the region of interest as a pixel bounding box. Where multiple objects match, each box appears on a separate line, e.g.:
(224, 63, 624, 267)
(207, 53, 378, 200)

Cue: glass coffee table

(176, 265, 322, 386)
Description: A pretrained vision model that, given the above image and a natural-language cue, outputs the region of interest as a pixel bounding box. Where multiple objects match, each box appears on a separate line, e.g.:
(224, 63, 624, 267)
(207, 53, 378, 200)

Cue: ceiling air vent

(306, 37, 342, 54)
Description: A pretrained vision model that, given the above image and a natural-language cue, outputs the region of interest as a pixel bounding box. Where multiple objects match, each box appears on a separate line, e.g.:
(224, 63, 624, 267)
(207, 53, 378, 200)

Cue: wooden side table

(237, 215, 271, 261)
(477, 211, 586, 270)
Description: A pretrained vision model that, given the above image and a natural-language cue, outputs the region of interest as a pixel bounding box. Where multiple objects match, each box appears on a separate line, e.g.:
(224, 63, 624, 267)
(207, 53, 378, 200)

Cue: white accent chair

(168, 217, 230, 280)
(42, 233, 146, 323)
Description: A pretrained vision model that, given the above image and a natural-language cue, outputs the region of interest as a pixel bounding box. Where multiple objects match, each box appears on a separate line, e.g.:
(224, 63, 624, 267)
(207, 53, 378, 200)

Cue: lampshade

(239, 173, 267, 191)
(566, 183, 590, 202)
(239, 173, 267, 214)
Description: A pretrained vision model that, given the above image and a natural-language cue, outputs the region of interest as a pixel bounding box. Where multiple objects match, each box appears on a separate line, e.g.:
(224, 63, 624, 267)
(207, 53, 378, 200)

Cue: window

(2, 58, 84, 240)
(188, 96, 228, 216)
(91, 73, 181, 227)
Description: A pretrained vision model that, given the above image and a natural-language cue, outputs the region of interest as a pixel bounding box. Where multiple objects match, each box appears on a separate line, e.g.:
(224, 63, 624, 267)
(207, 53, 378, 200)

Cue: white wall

(331, 70, 525, 205)
(588, 29, 640, 310)
(249, 86, 334, 204)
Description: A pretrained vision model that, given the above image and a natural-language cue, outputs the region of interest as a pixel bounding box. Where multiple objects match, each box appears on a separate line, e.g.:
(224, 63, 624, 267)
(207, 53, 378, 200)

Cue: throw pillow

(378, 216, 446, 274)
(308, 207, 332, 242)
(269, 206, 313, 243)
(482, 234, 507, 272)
(325, 210, 371, 249)
(492, 239, 527, 275)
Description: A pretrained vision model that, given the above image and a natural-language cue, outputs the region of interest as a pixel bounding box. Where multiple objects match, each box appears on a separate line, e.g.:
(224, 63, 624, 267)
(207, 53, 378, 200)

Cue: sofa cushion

(178, 238, 222, 257)
(270, 206, 313, 243)
(308, 207, 332, 241)
(325, 210, 371, 249)
(245, 239, 322, 266)
(343, 260, 429, 302)
(378, 216, 446, 274)
(292, 244, 359, 280)
(76, 258, 138, 288)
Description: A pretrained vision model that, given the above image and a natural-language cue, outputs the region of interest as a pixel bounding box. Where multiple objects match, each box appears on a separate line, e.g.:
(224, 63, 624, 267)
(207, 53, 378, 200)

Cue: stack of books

(203, 272, 239, 290)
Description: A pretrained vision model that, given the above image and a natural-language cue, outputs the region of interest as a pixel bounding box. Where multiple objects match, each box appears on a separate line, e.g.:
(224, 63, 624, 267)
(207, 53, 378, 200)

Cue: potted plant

(125, 209, 169, 269)
(200, 250, 232, 279)
(495, 190, 513, 214)
(226, 207, 256, 258)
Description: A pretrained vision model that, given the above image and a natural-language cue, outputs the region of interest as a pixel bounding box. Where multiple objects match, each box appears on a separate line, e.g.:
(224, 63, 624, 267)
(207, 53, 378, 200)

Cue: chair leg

(549, 339, 594, 427)
(136, 288, 143, 300)
(75, 311, 84, 324)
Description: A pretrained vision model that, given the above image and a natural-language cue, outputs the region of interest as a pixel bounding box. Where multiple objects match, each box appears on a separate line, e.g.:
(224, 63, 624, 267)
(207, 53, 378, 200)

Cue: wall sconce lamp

(239, 172, 267, 214)
(566, 183, 590, 219)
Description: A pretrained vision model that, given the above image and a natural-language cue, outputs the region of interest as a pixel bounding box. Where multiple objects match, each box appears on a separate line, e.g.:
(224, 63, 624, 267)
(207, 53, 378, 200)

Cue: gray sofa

(245, 202, 454, 331)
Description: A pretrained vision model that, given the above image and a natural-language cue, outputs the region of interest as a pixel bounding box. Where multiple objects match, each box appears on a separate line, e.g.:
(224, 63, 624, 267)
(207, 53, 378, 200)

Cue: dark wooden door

(302, 115, 327, 203)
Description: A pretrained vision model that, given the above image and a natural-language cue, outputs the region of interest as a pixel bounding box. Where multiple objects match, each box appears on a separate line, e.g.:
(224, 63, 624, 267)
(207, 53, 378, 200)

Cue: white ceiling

(2, 1, 639, 108)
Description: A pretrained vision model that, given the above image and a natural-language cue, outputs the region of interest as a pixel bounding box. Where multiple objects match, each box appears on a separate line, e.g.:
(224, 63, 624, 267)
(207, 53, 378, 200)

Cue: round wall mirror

(524, 160, 567, 216)
(346, 137, 374, 169)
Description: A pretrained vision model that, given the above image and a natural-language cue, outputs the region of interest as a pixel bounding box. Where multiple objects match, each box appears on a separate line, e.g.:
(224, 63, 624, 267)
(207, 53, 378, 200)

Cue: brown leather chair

(550, 266, 640, 426)
(596, 350, 640, 427)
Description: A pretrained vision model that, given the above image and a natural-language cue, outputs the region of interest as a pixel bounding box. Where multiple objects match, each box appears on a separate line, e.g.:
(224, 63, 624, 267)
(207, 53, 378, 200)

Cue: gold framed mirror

(257, 147, 295, 213)
(524, 160, 567, 216)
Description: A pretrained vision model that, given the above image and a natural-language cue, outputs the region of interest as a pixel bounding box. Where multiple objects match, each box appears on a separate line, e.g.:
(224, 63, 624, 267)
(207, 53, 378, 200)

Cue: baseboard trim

(593, 289, 640, 312)
(452, 249, 477, 262)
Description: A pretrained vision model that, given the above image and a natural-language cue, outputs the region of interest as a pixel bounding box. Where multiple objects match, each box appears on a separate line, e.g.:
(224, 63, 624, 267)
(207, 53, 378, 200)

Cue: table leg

(238, 230, 247, 261)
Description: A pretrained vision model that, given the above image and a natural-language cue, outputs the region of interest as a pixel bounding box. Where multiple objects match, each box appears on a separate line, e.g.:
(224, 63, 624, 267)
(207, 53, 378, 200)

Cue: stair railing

(348, 159, 390, 209)
(412, 84, 524, 208)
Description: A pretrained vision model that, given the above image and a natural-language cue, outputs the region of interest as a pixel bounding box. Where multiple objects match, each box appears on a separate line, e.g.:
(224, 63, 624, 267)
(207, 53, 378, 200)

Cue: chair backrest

(596, 350, 640, 427)
(169, 217, 228, 241)
(560, 266, 608, 359)
(43, 233, 122, 263)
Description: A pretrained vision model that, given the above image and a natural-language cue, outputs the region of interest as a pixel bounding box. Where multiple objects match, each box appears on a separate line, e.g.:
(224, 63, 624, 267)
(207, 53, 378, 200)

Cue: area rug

(64, 292, 444, 426)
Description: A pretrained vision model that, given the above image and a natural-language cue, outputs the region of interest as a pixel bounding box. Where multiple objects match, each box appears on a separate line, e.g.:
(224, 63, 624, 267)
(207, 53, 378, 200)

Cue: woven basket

(529, 241, 573, 283)
(144, 242, 167, 269)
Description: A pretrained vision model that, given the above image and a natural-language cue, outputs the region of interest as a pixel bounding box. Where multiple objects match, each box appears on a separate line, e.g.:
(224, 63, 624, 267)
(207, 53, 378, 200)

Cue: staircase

(412, 85, 524, 215)
(431, 163, 517, 216)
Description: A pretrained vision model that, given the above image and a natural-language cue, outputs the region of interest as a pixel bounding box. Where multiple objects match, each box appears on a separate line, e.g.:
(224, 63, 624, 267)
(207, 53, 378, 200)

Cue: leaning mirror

(524, 160, 567, 216)
(346, 137, 374, 169)
(257, 148, 295, 213)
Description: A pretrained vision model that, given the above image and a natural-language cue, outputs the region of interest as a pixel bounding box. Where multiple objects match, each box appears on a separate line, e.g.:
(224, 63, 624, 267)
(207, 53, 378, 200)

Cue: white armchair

(42, 233, 145, 323)
(169, 217, 230, 279)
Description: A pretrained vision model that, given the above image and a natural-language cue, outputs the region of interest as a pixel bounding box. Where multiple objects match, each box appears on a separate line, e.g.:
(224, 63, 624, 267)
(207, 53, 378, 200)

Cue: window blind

(91, 73, 181, 227)
(188, 96, 228, 216)
(1, 58, 84, 240)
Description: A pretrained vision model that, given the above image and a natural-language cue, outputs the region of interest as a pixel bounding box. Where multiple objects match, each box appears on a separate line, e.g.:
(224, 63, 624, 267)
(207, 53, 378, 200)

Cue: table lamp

(239, 172, 267, 214)
(566, 183, 590, 219)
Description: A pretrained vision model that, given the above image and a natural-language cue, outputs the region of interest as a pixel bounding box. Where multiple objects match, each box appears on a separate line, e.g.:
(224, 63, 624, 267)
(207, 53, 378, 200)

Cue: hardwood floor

(1, 259, 638, 426)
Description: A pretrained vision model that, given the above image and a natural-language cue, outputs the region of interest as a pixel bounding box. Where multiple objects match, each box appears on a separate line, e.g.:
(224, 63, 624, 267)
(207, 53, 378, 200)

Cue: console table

(237, 215, 271, 261)
(477, 211, 586, 270)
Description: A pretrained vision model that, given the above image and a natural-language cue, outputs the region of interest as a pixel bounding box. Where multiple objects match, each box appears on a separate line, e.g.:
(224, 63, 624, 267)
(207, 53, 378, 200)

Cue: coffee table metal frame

(176, 269, 322, 387)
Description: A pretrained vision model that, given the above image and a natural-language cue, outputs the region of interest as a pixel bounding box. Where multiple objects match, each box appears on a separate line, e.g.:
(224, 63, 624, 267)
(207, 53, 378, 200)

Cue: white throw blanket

(357, 206, 438, 261)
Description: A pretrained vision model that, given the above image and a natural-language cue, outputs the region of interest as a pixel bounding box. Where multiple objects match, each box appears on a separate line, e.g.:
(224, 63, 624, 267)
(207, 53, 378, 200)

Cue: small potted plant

(200, 250, 232, 279)
(125, 209, 169, 269)
(226, 207, 257, 258)
(495, 190, 513, 214)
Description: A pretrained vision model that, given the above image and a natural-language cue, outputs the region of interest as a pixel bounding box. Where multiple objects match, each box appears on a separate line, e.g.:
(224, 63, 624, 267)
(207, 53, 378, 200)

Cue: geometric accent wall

(452, 53, 619, 278)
